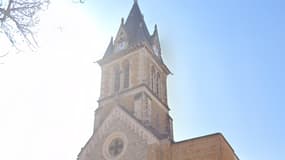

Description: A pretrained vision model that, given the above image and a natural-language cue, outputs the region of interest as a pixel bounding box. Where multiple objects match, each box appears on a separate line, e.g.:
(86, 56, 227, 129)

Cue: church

(77, 1, 239, 160)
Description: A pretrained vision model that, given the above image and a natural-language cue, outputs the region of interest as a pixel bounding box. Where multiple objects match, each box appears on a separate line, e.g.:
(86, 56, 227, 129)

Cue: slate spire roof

(103, 1, 159, 57)
(124, 1, 151, 46)
(104, 37, 114, 57)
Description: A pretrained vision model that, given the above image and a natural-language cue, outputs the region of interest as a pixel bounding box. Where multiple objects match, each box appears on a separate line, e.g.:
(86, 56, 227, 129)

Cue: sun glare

(38, 1, 105, 60)
(0, 1, 104, 160)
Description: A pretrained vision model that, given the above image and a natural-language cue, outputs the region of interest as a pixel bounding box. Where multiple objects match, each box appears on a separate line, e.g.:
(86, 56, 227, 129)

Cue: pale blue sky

(1, 1, 284, 160)
(84, 0, 285, 159)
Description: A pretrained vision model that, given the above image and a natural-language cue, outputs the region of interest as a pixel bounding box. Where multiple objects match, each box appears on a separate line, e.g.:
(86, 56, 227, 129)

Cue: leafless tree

(0, 0, 49, 52)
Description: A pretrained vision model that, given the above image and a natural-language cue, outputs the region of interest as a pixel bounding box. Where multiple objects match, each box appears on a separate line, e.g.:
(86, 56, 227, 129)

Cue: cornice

(98, 84, 170, 112)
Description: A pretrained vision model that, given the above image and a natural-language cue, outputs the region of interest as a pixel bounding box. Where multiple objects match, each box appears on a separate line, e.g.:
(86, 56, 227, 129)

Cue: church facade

(78, 1, 239, 160)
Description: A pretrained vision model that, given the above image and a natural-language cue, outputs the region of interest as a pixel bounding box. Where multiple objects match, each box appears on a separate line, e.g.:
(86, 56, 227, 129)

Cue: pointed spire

(104, 37, 114, 57)
(154, 24, 158, 35)
(151, 24, 161, 57)
(124, 0, 151, 46)
(152, 24, 159, 40)
(102, 0, 154, 58)
(121, 17, 124, 25)
(126, 1, 143, 25)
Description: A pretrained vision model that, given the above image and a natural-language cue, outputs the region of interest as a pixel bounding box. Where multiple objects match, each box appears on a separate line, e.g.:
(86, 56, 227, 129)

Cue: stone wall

(171, 133, 238, 160)
(79, 114, 149, 160)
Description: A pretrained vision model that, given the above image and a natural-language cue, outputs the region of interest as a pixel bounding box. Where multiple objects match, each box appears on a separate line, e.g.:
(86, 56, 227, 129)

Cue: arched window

(157, 72, 160, 97)
(114, 66, 120, 92)
(123, 61, 130, 88)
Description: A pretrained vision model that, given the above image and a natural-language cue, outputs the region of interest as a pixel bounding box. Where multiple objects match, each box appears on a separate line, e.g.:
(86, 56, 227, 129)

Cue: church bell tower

(78, 1, 174, 160)
(95, 1, 173, 139)
(78, 1, 240, 160)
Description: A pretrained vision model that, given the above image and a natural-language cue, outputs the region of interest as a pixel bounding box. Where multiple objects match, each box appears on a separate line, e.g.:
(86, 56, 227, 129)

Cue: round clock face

(118, 41, 126, 50)
(116, 41, 126, 52)
(153, 45, 159, 56)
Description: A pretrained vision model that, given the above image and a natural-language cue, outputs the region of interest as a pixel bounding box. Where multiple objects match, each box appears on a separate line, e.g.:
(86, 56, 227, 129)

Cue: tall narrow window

(145, 98, 152, 125)
(134, 98, 142, 120)
(123, 61, 130, 88)
(157, 72, 160, 98)
(151, 66, 155, 92)
(114, 66, 120, 92)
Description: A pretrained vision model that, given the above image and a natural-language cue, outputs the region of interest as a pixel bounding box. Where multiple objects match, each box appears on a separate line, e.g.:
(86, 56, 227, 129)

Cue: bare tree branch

(72, 0, 85, 4)
(0, 51, 9, 57)
(0, 0, 49, 54)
